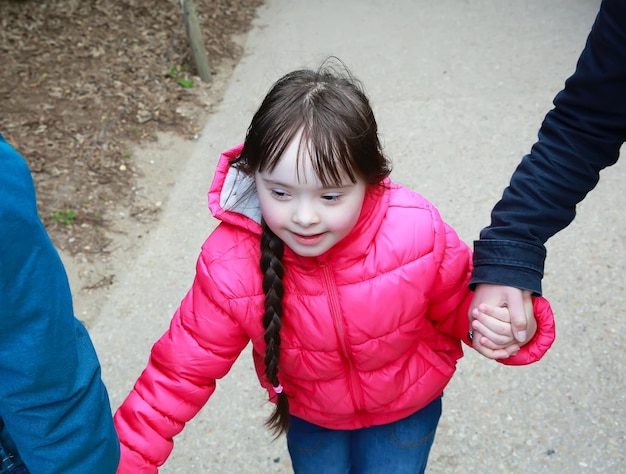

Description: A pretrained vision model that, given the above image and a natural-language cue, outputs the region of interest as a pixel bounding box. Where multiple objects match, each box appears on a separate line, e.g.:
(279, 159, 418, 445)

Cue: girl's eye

(271, 189, 289, 199)
(322, 194, 341, 202)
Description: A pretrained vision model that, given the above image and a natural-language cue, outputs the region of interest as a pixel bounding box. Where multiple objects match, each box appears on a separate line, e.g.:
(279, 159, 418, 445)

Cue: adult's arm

(0, 134, 120, 473)
(470, 0, 626, 296)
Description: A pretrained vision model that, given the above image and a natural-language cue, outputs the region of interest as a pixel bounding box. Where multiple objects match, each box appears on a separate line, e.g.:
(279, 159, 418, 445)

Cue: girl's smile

(290, 231, 327, 246)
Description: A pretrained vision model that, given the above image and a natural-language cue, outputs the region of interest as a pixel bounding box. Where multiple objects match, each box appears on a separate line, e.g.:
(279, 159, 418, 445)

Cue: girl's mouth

(291, 231, 325, 245)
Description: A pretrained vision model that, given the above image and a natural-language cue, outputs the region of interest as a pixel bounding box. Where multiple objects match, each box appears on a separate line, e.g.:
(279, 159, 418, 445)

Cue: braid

(260, 219, 290, 435)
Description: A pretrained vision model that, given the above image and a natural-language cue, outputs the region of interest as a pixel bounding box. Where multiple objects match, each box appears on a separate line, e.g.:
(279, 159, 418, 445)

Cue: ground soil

(0, 0, 263, 325)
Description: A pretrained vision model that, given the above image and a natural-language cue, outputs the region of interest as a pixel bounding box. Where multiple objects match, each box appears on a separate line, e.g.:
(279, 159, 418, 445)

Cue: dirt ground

(0, 0, 263, 325)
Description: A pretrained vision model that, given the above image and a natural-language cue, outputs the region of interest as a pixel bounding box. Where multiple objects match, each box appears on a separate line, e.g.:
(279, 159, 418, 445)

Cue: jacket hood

(207, 144, 390, 266)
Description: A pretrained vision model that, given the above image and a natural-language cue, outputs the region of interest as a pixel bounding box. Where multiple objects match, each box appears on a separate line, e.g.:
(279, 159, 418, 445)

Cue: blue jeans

(7, 466, 28, 474)
(0, 445, 28, 474)
(287, 395, 442, 474)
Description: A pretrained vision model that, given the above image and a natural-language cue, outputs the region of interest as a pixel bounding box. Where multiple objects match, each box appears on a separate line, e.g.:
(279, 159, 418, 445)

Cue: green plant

(169, 64, 195, 88)
(51, 209, 78, 225)
(177, 78, 195, 88)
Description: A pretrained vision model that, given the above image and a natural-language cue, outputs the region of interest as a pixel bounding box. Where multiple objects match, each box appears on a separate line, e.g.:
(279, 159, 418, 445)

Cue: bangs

(255, 101, 360, 188)
(300, 127, 358, 187)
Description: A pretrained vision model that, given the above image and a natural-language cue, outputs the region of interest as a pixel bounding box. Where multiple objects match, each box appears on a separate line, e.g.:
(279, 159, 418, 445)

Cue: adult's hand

(469, 284, 535, 346)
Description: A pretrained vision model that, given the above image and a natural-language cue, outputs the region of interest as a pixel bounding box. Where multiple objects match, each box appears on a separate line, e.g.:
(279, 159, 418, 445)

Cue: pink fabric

(114, 145, 555, 472)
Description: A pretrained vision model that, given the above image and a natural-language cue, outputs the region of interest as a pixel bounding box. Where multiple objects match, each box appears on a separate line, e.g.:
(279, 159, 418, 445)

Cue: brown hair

(230, 58, 391, 435)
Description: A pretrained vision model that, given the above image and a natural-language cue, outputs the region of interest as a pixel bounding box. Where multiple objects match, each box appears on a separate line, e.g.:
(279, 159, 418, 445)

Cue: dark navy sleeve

(471, 0, 626, 295)
(0, 134, 120, 473)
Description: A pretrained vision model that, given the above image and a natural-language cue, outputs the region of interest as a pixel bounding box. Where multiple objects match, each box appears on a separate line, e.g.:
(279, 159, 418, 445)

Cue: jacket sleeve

(114, 249, 250, 473)
(424, 220, 475, 343)
(426, 220, 555, 365)
(471, 0, 626, 295)
(0, 134, 120, 474)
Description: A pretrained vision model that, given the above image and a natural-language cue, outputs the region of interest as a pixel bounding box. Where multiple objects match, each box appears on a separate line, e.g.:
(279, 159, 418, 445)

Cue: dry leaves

(0, 0, 262, 255)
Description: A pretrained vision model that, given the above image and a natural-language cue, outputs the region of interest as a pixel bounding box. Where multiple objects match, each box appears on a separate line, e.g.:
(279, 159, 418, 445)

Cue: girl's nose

(292, 202, 320, 226)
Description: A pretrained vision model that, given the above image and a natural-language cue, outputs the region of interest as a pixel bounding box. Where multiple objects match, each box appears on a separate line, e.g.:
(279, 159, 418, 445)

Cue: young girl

(114, 61, 555, 473)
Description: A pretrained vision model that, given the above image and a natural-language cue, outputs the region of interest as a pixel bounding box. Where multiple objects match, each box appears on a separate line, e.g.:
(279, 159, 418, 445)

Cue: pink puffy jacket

(114, 144, 555, 472)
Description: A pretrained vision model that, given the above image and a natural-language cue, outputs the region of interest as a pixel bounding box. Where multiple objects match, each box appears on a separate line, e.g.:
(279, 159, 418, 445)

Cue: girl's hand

(469, 284, 534, 343)
(470, 303, 521, 360)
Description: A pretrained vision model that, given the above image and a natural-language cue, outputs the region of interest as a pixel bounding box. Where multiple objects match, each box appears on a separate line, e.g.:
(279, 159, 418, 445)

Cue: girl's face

(255, 134, 367, 257)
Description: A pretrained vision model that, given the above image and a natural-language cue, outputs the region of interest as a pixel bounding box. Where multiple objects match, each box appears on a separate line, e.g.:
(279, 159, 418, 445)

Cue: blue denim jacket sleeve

(0, 134, 120, 473)
(471, 0, 626, 295)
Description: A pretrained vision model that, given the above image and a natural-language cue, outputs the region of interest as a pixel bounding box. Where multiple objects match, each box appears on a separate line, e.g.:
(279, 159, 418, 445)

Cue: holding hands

(470, 304, 518, 359)
(470, 290, 539, 360)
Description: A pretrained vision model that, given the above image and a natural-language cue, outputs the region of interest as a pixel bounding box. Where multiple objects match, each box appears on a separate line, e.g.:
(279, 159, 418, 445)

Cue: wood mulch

(0, 0, 262, 255)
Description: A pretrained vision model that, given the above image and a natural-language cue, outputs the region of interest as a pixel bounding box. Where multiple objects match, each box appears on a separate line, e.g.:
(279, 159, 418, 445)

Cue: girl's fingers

(472, 330, 520, 359)
(478, 332, 520, 353)
(471, 309, 514, 346)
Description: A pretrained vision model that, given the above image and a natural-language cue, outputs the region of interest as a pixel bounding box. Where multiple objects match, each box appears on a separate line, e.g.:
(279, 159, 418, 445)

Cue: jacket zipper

(319, 262, 364, 415)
